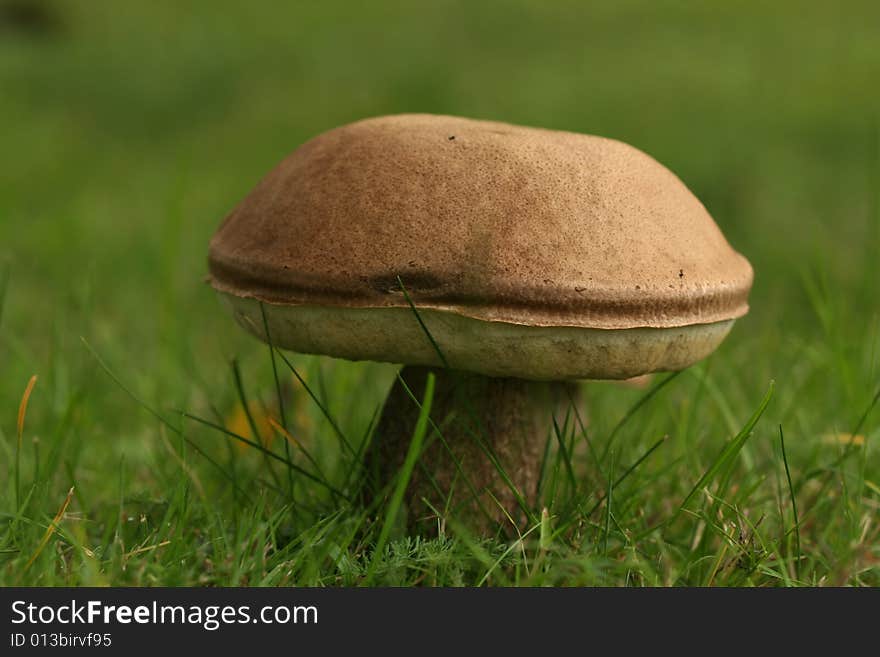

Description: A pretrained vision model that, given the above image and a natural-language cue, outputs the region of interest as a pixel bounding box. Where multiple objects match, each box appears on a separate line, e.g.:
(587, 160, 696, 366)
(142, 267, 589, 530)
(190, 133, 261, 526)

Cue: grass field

(1, 0, 878, 586)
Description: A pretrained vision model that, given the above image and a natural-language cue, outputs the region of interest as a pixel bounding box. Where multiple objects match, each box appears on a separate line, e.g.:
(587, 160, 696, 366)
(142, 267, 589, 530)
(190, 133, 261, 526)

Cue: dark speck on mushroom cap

(208, 113, 753, 330)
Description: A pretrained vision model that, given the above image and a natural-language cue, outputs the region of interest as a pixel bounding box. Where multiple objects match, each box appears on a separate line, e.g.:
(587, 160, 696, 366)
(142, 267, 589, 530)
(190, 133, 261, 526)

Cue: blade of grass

(566, 386, 606, 489)
(181, 412, 347, 500)
(680, 360, 713, 445)
(451, 518, 506, 585)
(690, 366, 740, 437)
(275, 349, 355, 457)
(390, 370, 494, 526)
(476, 520, 542, 586)
(260, 303, 293, 497)
(365, 372, 435, 584)
(396, 278, 536, 525)
(397, 275, 449, 369)
(851, 382, 880, 438)
(231, 358, 283, 492)
(584, 434, 668, 517)
(779, 424, 801, 581)
(600, 370, 682, 462)
(535, 430, 555, 503)
(454, 419, 537, 525)
(16, 375, 37, 512)
(679, 381, 775, 513)
(552, 414, 578, 496)
(602, 450, 615, 556)
(267, 418, 334, 497)
(24, 486, 74, 571)
(4, 486, 37, 544)
(230, 358, 263, 443)
(343, 405, 380, 494)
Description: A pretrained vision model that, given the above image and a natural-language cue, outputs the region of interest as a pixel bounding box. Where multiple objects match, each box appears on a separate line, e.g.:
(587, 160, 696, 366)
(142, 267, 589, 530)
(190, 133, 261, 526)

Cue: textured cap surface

(209, 113, 752, 330)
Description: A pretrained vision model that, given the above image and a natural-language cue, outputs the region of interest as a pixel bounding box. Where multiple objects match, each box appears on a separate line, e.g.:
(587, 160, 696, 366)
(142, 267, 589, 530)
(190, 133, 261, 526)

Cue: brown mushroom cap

(208, 114, 753, 380)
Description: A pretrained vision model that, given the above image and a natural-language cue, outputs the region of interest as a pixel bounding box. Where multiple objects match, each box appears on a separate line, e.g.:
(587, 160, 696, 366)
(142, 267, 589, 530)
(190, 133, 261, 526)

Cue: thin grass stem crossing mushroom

(207, 114, 753, 534)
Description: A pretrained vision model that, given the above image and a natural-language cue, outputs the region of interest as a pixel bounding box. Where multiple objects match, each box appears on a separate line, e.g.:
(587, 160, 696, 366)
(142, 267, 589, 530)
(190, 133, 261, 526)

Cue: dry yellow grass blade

(124, 540, 171, 560)
(17, 374, 37, 449)
(268, 416, 302, 449)
(224, 378, 315, 453)
(24, 486, 75, 571)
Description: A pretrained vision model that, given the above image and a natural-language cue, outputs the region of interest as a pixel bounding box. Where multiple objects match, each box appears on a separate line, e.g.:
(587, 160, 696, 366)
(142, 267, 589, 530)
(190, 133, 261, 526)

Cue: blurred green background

(1, 1, 878, 584)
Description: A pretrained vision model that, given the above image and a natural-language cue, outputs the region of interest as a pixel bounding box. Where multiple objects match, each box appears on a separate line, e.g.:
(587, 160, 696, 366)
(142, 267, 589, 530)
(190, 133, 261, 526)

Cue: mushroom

(207, 114, 753, 534)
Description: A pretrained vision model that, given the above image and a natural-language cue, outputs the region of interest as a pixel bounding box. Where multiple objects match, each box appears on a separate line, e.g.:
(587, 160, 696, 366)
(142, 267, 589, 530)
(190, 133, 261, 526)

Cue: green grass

(1, 0, 879, 586)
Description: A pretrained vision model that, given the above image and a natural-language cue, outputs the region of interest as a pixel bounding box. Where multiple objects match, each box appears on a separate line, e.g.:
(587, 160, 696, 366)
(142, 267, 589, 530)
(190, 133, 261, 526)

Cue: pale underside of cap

(221, 294, 734, 380)
(208, 113, 752, 379)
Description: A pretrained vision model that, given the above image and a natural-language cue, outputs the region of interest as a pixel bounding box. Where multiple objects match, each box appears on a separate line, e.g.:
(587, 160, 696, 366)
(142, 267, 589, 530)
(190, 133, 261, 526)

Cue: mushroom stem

(366, 366, 578, 535)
